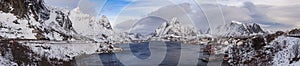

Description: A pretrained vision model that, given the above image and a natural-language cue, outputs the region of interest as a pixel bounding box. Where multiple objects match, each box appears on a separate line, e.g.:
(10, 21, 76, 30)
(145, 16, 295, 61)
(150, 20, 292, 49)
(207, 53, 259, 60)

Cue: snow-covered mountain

(0, 0, 130, 65)
(70, 8, 130, 43)
(151, 17, 200, 40)
(0, 0, 130, 43)
(288, 28, 300, 35)
(215, 21, 265, 37)
(0, 0, 80, 40)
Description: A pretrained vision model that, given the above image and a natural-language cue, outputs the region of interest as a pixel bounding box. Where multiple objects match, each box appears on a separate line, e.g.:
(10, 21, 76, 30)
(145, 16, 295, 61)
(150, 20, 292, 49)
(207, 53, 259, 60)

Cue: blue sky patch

(100, 0, 132, 18)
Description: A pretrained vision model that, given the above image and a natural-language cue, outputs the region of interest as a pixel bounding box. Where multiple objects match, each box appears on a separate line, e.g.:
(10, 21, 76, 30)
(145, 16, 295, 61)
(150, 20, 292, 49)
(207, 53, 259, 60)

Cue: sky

(44, 0, 300, 33)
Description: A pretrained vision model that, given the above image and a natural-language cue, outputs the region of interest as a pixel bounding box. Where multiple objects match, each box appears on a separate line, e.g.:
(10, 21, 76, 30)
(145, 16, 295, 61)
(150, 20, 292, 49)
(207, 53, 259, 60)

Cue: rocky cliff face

(152, 17, 200, 40)
(100, 15, 113, 30)
(0, 0, 78, 40)
(69, 8, 131, 43)
(215, 21, 265, 37)
(288, 28, 300, 35)
(0, 0, 49, 21)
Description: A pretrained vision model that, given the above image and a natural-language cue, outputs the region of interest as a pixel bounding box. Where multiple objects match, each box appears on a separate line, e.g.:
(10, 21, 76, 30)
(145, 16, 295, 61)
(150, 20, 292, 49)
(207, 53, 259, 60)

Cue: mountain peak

(0, 0, 49, 21)
(216, 21, 265, 37)
(72, 7, 81, 13)
(152, 17, 200, 40)
(169, 17, 180, 24)
(231, 21, 243, 24)
(101, 15, 107, 18)
(100, 15, 112, 30)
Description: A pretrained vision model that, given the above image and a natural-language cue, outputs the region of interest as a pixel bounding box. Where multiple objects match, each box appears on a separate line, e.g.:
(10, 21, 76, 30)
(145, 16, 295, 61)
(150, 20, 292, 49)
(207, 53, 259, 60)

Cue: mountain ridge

(215, 21, 265, 37)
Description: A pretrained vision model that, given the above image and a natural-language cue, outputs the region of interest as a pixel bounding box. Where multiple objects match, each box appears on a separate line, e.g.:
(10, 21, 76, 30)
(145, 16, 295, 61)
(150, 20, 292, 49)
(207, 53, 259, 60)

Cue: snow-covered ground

(215, 21, 265, 37)
(20, 40, 124, 61)
(270, 36, 300, 65)
(0, 12, 36, 39)
(0, 40, 124, 66)
(23, 42, 101, 61)
(0, 56, 17, 66)
(219, 35, 300, 66)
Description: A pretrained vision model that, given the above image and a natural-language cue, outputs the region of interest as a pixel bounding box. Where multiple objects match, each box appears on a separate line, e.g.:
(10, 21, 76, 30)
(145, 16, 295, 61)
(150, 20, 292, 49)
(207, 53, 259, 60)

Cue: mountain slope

(215, 21, 265, 37)
(0, 0, 129, 43)
(0, 0, 129, 65)
(69, 8, 130, 43)
(152, 17, 200, 40)
(0, 0, 80, 40)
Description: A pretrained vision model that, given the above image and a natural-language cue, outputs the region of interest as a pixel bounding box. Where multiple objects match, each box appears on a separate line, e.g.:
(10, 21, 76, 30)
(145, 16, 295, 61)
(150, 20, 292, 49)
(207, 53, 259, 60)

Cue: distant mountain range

(215, 21, 265, 37)
(152, 17, 200, 40)
(0, 0, 298, 43)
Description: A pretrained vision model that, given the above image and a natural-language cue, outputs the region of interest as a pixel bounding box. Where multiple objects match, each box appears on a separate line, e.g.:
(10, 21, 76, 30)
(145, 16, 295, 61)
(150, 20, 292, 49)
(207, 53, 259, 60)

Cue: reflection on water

(129, 42, 151, 59)
(76, 41, 212, 66)
(159, 42, 181, 66)
(99, 53, 124, 66)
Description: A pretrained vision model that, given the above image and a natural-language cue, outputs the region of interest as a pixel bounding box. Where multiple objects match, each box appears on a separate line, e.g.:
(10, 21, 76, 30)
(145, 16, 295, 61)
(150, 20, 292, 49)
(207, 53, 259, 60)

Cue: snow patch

(0, 55, 17, 66)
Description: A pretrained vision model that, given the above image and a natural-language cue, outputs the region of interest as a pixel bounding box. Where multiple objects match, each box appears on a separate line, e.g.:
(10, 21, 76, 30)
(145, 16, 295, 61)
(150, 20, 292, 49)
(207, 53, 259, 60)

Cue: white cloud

(114, 19, 138, 32)
(45, 0, 107, 17)
(263, 5, 300, 27)
(114, 3, 195, 33)
(113, 0, 174, 23)
(112, 0, 196, 24)
(44, 0, 80, 10)
(129, 16, 168, 34)
(78, 0, 107, 16)
(217, 0, 300, 6)
(111, 6, 159, 27)
(112, 0, 177, 30)
(45, 0, 300, 32)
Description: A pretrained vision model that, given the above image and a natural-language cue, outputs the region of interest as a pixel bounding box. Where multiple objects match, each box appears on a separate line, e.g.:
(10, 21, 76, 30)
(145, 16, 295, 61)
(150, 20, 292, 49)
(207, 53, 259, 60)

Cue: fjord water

(75, 41, 226, 66)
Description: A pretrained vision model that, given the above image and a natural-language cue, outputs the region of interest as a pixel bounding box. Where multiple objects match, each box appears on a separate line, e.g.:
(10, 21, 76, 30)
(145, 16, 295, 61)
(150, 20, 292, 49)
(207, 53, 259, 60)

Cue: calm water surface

(75, 41, 229, 66)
